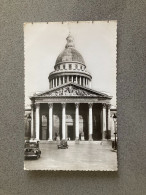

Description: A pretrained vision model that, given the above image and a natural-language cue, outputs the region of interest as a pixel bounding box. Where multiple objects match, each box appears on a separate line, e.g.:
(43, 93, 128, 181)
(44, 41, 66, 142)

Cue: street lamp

(27, 114, 31, 139)
(113, 113, 117, 150)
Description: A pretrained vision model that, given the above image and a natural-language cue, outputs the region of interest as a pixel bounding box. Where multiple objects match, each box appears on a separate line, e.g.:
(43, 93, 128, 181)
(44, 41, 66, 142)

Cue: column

(53, 79, 54, 88)
(75, 103, 80, 141)
(83, 77, 85, 86)
(107, 104, 111, 139)
(35, 103, 40, 140)
(88, 103, 93, 141)
(71, 76, 73, 82)
(31, 104, 34, 139)
(102, 104, 106, 139)
(79, 76, 81, 85)
(56, 77, 57, 87)
(76, 76, 77, 83)
(48, 103, 53, 141)
(63, 76, 65, 84)
(62, 103, 66, 139)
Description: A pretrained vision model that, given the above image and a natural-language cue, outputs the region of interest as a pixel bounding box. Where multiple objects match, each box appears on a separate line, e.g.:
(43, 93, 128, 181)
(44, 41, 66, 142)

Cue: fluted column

(31, 104, 34, 138)
(48, 103, 53, 141)
(35, 103, 40, 140)
(62, 103, 66, 139)
(88, 103, 93, 141)
(75, 103, 80, 141)
(102, 104, 106, 139)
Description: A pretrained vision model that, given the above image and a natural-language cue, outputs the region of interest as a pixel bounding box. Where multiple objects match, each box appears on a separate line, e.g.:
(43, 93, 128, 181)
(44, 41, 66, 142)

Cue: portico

(30, 83, 111, 142)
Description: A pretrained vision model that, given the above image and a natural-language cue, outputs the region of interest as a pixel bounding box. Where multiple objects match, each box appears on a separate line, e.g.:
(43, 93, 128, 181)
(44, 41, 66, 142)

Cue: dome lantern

(65, 34, 75, 48)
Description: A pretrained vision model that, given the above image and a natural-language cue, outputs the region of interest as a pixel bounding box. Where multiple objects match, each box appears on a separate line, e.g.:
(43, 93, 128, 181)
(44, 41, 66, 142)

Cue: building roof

(55, 34, 85, 65)
(55, 47, 85, 65)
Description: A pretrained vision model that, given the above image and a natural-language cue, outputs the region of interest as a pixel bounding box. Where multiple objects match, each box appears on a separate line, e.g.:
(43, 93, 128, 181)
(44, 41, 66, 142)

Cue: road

(24, 141, 117, 171)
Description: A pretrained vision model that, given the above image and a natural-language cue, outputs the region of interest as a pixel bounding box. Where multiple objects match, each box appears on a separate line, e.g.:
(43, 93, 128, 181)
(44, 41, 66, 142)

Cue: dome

(55, 47, 85, 65)
(55, 34, 85, 65)
(49, 34, 92, 89)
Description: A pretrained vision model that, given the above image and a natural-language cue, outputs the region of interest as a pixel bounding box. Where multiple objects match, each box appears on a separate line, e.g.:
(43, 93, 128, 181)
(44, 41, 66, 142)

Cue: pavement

(24, 141, 117, 171)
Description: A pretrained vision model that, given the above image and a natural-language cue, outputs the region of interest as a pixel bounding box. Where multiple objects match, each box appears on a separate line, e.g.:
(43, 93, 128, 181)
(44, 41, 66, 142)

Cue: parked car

(57, 139, 68, 149)
(24, 140, 41, 159)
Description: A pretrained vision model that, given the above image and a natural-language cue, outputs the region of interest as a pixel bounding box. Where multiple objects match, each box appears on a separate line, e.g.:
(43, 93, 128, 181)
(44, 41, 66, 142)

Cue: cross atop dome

(65, 33, 75, 48)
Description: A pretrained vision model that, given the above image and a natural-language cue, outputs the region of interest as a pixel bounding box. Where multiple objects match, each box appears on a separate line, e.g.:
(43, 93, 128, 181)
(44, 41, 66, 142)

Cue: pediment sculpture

(42, 85, 97, 97)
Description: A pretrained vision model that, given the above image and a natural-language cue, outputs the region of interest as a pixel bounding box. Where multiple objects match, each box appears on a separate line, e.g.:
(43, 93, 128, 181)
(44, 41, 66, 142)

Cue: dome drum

(49, 75, 92, 89)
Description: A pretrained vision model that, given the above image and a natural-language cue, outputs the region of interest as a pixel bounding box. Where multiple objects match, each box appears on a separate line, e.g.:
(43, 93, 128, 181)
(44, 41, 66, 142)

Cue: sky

(24, 21, 117, 107)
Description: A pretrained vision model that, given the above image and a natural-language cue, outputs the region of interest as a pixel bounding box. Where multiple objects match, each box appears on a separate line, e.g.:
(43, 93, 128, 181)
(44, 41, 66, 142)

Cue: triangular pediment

(32, 83, 111, 99)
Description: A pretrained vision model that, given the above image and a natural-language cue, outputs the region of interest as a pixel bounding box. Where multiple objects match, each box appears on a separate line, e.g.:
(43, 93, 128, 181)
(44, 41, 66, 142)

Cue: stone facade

(28, 34, 113, 142)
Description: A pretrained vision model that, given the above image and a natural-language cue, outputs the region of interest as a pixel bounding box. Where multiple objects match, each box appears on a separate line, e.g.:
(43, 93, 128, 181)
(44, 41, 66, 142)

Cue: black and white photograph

(24, 21, 117, 171)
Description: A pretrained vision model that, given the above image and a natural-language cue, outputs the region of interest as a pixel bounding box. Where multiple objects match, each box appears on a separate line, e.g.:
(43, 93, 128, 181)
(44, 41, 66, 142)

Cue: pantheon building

(29, 34, 112, 142)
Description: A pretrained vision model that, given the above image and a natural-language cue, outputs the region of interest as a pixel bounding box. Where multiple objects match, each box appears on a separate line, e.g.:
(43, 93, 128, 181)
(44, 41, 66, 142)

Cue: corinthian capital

(88, 103, 93, 108)
(48, 103, 53, 108)
(102, 103, 106, 108)
(75, 103, 80, 108)
(62, 103, 66, 108)
(35, 103, 40, 108)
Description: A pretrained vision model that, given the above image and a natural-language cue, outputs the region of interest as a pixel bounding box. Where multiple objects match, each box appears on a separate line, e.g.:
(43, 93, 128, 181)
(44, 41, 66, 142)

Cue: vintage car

(57, 139, 68, 149)
(24, 140, 41, 159)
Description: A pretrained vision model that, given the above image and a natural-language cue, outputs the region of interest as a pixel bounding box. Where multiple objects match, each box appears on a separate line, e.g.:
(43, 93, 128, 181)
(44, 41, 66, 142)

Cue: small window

(69, 64, 72, 70)
(63, 64, 65, 69)
(56, 66, 59, 71)
(75, 64, 78, 69)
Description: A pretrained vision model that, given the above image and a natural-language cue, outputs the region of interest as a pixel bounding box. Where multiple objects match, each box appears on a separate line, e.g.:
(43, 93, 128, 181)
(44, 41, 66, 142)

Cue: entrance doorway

(67, 126, 75, 140)
(40, 115, 48, 140)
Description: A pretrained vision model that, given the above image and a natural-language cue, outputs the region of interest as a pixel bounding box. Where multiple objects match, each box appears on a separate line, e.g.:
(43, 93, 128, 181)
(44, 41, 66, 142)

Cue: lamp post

(113, 113, 117, 150)
(27, 114, 31, 139)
